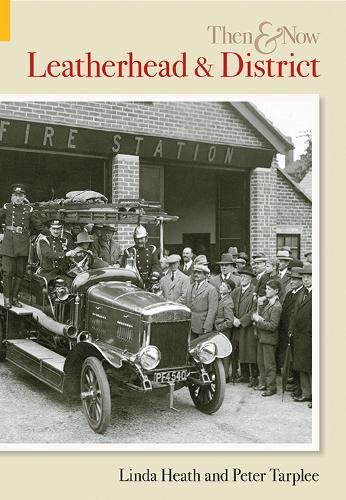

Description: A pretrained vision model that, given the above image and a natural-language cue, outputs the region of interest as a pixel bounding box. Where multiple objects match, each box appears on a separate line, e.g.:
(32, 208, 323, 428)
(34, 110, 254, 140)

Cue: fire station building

(0, 101, 312, 261)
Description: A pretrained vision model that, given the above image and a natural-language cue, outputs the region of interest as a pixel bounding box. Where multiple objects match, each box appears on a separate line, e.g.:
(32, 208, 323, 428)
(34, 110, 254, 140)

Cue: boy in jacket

(252, 279, 282, 397)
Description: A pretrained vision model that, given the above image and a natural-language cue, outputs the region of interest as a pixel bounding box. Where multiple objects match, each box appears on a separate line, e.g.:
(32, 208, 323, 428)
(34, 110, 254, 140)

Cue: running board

(0, 294, 33, 316)
(6, 339, 65, 393)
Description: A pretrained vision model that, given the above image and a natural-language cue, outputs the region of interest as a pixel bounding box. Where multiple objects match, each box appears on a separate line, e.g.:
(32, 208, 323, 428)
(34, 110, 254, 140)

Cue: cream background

(0, 0, 343, 497)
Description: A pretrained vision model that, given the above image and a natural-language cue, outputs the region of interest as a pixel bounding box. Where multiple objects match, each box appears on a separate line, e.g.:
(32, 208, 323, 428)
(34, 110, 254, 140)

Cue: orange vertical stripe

(0, 0, 10, 41)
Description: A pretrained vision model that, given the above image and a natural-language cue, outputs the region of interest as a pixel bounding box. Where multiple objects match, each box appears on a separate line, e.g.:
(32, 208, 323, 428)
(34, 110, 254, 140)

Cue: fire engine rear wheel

(80, 357, 111, 434)
(189, 358, 225, 414)
(0, 315, 6, 361)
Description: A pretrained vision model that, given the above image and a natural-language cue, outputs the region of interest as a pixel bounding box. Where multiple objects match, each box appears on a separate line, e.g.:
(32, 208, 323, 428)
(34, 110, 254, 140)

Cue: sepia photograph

(0, 96, 318, 450)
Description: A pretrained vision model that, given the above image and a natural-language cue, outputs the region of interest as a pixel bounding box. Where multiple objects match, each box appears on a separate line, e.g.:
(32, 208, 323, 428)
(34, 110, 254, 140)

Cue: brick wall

(276, 169, 312, 258)
(112, 154, 139, 248)
(0, 101, 271, 148)
(250, 164, 278, 258)
(250, 160, 312, 259)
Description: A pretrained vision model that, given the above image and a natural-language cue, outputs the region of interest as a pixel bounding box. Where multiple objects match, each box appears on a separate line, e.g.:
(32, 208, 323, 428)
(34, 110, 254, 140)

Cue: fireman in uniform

(36, 219, 76, 283)
(0, 184, 49, 308)
(121, 225, 161, 289)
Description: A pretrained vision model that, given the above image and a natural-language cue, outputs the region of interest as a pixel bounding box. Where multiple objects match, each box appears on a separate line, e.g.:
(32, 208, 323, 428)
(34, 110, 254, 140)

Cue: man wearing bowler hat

(0, 184, 48, 308)
(291, 264, 313, 407)
(183, 263, 218, 339)
(159, 254, 189, 302)
(231, 265, 258, 385)
(209, 253, 240, 291)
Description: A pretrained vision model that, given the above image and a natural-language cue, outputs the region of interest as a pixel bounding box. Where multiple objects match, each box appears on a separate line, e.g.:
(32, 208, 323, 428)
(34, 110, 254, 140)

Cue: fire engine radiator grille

(149, 321, 190, 369)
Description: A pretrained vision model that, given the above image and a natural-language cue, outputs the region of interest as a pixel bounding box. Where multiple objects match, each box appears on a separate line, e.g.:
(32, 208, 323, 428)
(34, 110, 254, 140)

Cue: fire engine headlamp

(55, 285, 70, 301)
(196, 342, 216, 365)
(138, 345, 161, 370)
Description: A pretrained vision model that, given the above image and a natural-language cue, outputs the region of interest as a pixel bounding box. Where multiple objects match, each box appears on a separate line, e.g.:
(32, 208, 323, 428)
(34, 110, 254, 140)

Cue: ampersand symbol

(194, 57, 214, 77)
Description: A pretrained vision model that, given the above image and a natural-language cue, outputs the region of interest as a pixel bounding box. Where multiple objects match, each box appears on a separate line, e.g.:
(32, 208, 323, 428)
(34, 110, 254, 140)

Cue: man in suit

(91, 224, 122, 266)
(183, 264, 219, 339)
(252, 252, 270, 298)
(180, 247, 194, 276)
(277, 266, 304, 395)
(277, 249, 293, 302)
(231, 266, 258, 385)
(215, 279, 235, 381)
(209, 253, 240, 291)
(291, 264, 312, 407)
(159, 254, 189, 302)
(0, 184, 49, 308)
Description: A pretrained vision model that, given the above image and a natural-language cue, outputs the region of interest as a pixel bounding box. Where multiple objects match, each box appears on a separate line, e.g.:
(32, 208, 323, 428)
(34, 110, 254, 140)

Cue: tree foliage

(286, 130, 312, 183)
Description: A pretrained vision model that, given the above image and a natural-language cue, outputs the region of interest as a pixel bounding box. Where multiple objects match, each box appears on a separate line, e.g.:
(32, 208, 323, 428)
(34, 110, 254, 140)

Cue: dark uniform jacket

(256, 297, 282, 346)
(291, 287, 312, 373)
(121, 244, 161, 287)
(184, 280, 219, 334)
(37, 235, 68, 281)
(0, 203, 48, 257)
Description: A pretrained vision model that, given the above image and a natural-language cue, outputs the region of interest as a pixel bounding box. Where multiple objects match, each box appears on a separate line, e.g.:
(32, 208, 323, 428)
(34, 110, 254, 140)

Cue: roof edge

(230, 102, 294, 154)
(277, 166, 312, 203)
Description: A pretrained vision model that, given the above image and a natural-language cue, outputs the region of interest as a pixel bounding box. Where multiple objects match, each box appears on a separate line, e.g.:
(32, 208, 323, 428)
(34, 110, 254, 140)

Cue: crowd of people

(0, 184, 313, 408)
(157, 246, 313, 407)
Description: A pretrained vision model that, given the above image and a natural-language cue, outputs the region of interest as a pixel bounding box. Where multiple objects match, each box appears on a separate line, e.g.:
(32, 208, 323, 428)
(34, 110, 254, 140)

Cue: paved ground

(0, 360, 312, 445)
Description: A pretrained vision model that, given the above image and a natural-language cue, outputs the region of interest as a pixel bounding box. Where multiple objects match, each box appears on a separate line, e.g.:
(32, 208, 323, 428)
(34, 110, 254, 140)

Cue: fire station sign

(0, 117, 274, 168)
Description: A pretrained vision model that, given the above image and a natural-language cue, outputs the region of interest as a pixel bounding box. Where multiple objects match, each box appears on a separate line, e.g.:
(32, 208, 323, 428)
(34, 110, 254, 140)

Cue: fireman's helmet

(133, 225, 148, 240)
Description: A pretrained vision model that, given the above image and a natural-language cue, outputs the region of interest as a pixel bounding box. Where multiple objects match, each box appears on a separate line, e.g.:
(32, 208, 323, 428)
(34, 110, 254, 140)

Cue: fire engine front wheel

(80, 356, 111, 434)
(189, 358, 226, 414)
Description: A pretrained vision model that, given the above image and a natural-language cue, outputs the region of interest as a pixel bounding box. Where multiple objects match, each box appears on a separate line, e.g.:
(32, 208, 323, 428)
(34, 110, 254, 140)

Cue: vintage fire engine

(0, 199, 231, 434)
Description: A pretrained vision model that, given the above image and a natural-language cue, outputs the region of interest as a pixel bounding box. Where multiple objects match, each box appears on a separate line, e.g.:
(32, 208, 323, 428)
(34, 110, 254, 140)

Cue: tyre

(0, 315, 6, 361)
(80, 356, 111, 434)
(189, 358, 226, 414)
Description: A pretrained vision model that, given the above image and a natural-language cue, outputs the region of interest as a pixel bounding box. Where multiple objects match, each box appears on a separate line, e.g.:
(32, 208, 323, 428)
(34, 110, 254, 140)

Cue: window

(277, 234, 301, 259)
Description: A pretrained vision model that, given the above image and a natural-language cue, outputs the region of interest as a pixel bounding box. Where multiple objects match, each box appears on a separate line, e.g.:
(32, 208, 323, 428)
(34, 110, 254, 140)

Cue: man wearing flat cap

(276, 249, 293, 302)
(0, 184, 48, 308)
(290, 264, 312, 406)
(209, 253, 240, 291)
(159, 254, 189, 302)
(183, 263, 219, 338)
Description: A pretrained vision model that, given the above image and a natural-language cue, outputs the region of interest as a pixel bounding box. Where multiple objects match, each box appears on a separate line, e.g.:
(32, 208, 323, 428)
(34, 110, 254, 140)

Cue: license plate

(154, 369, 189, 383)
